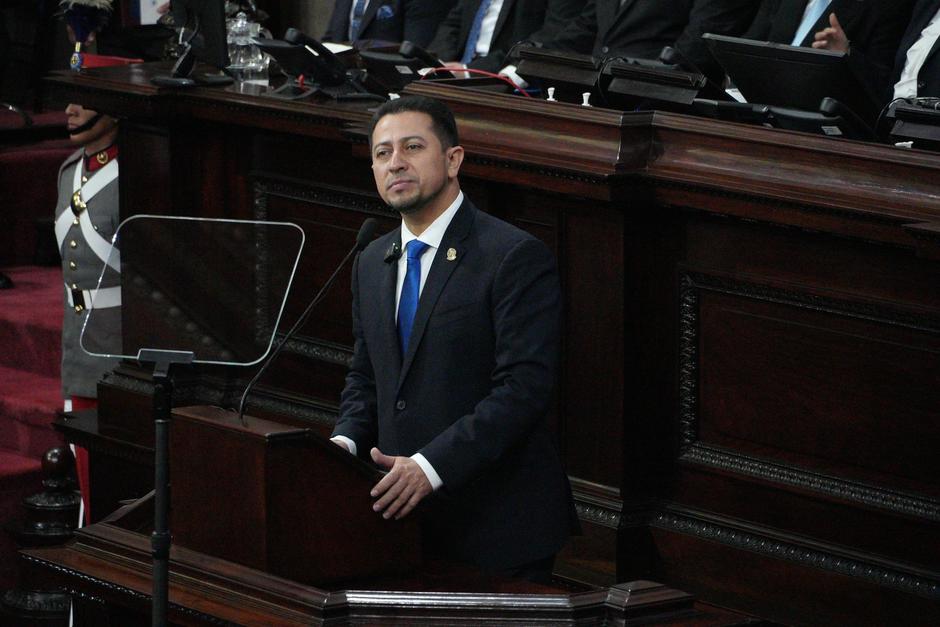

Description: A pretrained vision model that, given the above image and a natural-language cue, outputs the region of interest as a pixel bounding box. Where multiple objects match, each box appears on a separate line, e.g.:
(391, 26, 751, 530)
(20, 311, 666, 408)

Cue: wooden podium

(168, 406, 421, 587)
(22, 408, 711, 626)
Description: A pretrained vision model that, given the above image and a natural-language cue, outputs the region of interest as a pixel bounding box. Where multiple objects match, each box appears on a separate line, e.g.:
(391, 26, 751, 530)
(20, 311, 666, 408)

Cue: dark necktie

(349, 0, 368, 41)
(397, 239, 429, 355)
(461, 0, 493, 65)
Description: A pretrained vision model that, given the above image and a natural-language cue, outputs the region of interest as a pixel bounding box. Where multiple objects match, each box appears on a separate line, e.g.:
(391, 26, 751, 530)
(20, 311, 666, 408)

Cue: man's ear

(446, 145, 464, 178)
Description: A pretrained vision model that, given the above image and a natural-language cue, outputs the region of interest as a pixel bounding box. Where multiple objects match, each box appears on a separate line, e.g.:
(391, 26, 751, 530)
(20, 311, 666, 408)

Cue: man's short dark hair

(368, 95, 459, 151)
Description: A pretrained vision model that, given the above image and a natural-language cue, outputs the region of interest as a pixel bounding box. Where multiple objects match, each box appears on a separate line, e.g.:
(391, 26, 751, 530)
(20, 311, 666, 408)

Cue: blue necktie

(397, 239, 429, 355)
(460, 0, 493, 65)
(790, 0, 832, 46)
(349, 0, 368, 41)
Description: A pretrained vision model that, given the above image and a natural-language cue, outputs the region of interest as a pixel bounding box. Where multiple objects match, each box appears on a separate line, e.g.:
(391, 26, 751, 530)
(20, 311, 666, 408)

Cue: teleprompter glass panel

(81, 215, 305, 366)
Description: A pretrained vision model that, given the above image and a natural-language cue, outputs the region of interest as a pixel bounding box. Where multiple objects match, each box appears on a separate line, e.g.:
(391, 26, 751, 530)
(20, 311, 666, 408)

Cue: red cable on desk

(419, 67, 534, 98)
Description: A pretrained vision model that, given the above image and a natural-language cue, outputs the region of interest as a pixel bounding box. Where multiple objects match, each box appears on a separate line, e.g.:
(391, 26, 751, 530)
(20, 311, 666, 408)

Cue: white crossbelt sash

(54, 159, 121, 273)
(65, 284, 122, 309)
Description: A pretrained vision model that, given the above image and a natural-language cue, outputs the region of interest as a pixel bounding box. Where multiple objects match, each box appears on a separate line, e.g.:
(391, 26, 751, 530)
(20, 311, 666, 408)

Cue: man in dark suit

(742, 0, 914, 105)
(330, 96, 575, 582)
(323, 0, 456, 48)
(427, 0, 585, 73)
(891, 0, 940, 100)
(543, 0, 755, 78)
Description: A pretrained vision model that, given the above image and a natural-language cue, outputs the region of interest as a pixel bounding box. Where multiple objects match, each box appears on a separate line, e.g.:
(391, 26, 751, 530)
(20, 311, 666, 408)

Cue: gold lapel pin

(446, 248, 457, 261)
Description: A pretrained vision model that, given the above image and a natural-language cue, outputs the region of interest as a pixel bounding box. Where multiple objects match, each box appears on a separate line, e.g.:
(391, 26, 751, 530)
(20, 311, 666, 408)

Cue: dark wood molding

(570, 478, 622, 530)
(651, 508, 940, 601)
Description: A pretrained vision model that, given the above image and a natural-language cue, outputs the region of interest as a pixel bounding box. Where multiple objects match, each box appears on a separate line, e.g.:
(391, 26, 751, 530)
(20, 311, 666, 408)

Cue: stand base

(265, 82, 315, 100)
(151, 73, 233, 88)
(151, 76, 197, 88)
(196, 72, 234, 86)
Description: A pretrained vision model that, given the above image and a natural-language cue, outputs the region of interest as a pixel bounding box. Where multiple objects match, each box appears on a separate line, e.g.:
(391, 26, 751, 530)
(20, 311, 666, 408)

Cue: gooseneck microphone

(237, 218, 378, 421)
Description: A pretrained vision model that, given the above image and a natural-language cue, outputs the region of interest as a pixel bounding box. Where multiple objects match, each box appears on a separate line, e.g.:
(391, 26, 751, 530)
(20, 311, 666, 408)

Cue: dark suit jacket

(743, 0, 914, 105)
(891, 0, 940, 98)
(546, 0, 755, 77)
(427, 0, 585, 72)
(323, 0, 456, 48)
(332, 198, 576, 571)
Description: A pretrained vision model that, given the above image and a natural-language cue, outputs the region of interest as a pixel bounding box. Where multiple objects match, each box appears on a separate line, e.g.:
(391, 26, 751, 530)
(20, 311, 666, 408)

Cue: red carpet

(0, 137, 73, 267)
(0, 111, 66, 130)
(0, 265, 64, 590)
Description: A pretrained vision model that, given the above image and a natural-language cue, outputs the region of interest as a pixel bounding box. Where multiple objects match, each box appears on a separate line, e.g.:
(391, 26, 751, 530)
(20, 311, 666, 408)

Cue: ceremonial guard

(56, 0, 140, 524)
(55, 88, 124, 405)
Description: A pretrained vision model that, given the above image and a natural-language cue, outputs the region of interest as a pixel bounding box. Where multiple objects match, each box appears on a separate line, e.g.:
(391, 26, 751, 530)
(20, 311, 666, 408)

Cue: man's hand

(370, 447, 432, 520)
(812, 13, 849, 53)
(440, 61, 470, 80)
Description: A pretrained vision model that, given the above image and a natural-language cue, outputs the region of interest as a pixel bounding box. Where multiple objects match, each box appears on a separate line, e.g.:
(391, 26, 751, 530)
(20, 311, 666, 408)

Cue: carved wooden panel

(647, 210, 940, 622)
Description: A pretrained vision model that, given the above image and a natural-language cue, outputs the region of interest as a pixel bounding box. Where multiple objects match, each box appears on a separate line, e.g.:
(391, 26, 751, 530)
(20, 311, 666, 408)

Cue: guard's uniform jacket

(54, 147, 122, 398)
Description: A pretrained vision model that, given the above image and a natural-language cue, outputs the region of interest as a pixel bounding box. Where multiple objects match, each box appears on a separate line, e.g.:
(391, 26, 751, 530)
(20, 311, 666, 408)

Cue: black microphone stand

(238, 218, 377, 422)
(137, 348, 194, 627)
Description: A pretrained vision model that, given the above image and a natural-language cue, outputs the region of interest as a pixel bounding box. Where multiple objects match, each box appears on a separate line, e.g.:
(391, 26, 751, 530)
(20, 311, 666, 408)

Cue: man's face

(370, 111, 462, 216)
(65, 103, 116, 147)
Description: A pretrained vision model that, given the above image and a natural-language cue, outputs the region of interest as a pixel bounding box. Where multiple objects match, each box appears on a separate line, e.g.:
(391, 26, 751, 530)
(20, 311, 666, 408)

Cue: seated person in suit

(330, 95, 577, 584)
(323, 0, 456, 48)
(891, 0, 940, 99)
(542, 0, 756, 80)
(742, 0, 914, 104)
(426, 0, 585, 76)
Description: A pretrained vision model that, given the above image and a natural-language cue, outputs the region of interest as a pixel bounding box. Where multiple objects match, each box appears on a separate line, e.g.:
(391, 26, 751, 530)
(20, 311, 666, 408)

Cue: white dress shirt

(894, 8, 940, 99)
(394, 191, 463, 316)
(474, 0, 505, 57)
(332, 191, 465, 490)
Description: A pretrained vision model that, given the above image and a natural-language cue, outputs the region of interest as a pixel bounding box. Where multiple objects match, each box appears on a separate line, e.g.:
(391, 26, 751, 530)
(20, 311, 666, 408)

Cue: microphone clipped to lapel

(385, 241, 402, 263)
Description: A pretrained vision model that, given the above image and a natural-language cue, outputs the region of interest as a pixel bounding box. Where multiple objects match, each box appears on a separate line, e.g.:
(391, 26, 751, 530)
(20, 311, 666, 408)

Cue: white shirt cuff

(499, 64, 527, 90)
(411, 453, 443, 491)
(331, 435, 357, 456)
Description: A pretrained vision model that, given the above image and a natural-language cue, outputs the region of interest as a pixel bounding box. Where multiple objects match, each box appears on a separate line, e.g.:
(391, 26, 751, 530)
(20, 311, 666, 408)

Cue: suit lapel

(769, 0, 808, 43)
(332, 0, 354, 36)
(358, 0, 385, 36)
(928, 35, 940, 68)
(895, 0, 940, 72)
(397, 201, 474, 390)
(381, 229, 403, 378)
(599, 0, 636, 42)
